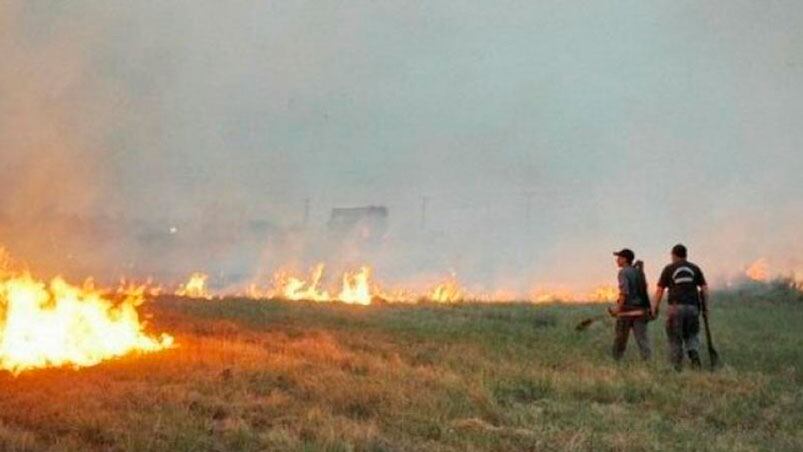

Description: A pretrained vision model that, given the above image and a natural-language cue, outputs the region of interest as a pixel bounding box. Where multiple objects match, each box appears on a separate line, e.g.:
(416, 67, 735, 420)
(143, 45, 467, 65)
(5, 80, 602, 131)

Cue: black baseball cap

(613, 248, 635, 262)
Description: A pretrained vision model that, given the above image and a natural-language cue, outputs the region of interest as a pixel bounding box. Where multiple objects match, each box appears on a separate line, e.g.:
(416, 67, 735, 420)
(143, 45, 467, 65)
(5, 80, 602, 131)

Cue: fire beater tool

(700, 291, 721, 369)
(575, 307, 649, 332)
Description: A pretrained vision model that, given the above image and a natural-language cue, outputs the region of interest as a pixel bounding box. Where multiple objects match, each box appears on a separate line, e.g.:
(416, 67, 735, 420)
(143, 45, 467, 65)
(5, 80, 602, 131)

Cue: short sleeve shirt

(657, 260, 706, 305)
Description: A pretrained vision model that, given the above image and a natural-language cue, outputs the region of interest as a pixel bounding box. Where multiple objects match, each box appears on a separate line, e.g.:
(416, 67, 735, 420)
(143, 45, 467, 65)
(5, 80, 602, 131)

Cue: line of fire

(0, 200, 787, 375)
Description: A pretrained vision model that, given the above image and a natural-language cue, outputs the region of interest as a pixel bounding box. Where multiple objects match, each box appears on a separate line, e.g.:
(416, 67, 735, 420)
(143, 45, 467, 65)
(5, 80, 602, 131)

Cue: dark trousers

(665, 304, 701, 369)
(613, 316, 651, 361)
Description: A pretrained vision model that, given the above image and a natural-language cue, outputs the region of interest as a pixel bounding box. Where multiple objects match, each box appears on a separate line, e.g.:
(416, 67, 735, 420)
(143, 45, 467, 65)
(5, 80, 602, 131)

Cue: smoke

(0, 2, 123, 277)
(0, 1, 801, 293)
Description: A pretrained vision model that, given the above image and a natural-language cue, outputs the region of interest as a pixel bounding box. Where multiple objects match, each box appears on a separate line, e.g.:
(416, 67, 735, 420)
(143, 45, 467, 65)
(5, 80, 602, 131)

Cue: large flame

(0, 270, 173, 375)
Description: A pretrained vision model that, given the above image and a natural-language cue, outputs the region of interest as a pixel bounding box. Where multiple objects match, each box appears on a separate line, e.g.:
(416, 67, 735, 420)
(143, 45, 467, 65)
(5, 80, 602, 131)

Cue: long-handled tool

(575, 307, 648, 331)
(700, 292, 721, 369)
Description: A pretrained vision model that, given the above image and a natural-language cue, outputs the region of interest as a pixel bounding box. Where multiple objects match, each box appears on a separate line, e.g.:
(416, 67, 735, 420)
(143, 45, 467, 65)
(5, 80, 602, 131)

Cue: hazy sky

(1, 0, 801, 288)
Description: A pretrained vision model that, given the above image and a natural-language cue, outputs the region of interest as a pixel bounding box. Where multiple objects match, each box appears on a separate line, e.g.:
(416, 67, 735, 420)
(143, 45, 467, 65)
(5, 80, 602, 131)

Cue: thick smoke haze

(0, 1, 801, 294)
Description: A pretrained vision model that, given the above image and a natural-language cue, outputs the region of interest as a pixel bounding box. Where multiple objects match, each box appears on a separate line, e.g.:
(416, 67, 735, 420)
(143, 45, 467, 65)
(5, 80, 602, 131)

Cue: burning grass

(173, 264, 619, 305)
(0, 290, 800, 450)
(0, 266, 173, 375)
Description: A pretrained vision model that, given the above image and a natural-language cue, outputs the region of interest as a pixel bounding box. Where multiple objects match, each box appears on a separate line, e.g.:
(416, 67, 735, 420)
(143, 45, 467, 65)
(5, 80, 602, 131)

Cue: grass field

(0, 284, 801, 451)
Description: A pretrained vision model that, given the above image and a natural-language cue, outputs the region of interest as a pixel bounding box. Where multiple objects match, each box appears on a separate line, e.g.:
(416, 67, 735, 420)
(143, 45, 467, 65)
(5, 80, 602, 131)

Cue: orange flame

(745, 258, 769, 282)
(588, 285, 618, 303)
(175, 272, 211, 299)
(337, 266, 373, 305)
(272, 264, 331, 302)
(530, 284, 617, 304)
(215, 260, 624, 305)
(427, 276, 464, 303)
(271, 264, 375, 304)
(0, 271, 173, 375)
(531, 288, 576, 303)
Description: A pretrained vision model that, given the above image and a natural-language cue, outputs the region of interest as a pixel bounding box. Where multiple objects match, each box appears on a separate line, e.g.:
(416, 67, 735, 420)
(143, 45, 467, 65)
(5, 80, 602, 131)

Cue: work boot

(688, 351, 702, 370)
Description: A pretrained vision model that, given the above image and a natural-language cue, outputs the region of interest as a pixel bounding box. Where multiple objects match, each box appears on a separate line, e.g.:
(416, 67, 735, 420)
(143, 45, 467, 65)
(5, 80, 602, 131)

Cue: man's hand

(652, 287, 665, 321)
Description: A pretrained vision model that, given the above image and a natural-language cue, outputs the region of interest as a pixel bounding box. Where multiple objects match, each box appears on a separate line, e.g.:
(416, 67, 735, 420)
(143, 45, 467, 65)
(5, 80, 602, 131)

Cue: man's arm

(696, 265, 709, 312)
(653, 266, 671, 317)
(652, 286, 665, 317)
(699, 284, 709, 312)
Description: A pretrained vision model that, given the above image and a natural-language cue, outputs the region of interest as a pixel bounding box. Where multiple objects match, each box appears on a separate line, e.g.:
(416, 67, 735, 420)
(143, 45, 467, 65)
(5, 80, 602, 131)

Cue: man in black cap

(652, 244, 708, 370)
(611, 248, 652, 361)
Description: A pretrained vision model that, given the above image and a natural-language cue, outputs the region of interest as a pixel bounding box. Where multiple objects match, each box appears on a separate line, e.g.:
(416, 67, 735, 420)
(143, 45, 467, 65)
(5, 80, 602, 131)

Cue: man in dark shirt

(652, 244, 708, 370)
(611, 248, 651, 361)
